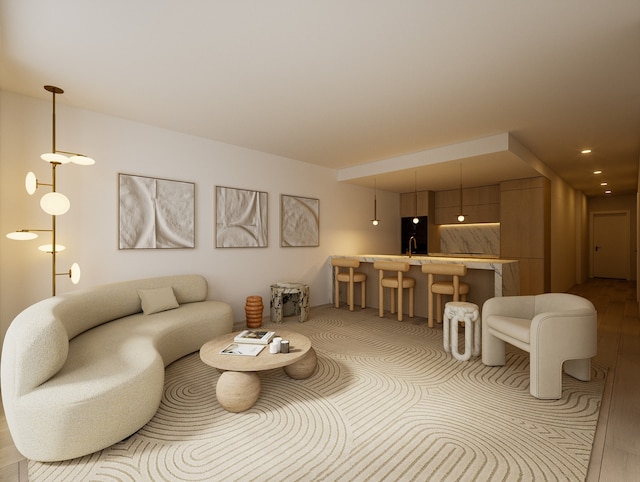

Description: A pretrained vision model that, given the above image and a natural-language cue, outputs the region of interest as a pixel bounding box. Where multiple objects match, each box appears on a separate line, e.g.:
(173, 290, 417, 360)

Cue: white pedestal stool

(443, 301, 481, 361)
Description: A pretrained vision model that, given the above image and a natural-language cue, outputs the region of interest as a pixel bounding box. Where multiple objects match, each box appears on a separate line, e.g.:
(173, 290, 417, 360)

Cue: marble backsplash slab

(439, 224, 500, 256)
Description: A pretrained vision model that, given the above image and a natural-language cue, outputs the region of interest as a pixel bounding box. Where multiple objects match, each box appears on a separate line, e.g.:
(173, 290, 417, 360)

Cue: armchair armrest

(531, 309, 597, 360)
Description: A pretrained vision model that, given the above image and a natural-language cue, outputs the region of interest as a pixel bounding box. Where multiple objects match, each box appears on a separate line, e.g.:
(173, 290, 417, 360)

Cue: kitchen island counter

(329, 254, 519, 320)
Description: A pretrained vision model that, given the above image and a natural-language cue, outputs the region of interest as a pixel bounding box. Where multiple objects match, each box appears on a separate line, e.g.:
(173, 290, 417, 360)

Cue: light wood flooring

(0, 278, 637, 481)
(574, 278, 640, 481)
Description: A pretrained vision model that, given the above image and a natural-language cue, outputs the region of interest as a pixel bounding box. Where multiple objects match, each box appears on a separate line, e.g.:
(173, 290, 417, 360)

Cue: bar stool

(374, 261, 415, 321)
(331, 258, 367, 311)
(421, 263, 469, 328)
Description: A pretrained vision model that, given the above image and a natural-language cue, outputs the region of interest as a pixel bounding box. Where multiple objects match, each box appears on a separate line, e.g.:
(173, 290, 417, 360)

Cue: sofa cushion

(485, 315, 531, 344)
(137, 286, 179, 315)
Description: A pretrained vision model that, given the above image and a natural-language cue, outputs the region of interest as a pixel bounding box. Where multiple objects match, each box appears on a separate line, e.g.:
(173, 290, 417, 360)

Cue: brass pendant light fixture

(6, 85, 95, 296)
(412, 170, 419, 224)
(457, 163, 466, 223)
(371, 178, 380, 226)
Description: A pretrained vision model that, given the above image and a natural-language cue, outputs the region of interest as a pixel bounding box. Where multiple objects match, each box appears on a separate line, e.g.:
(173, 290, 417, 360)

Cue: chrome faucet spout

(408, 236, 417, 258)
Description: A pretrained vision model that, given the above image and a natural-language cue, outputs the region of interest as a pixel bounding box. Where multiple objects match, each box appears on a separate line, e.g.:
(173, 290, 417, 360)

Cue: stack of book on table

(220, 330, 276, 356)
(234, 330, 275, 344)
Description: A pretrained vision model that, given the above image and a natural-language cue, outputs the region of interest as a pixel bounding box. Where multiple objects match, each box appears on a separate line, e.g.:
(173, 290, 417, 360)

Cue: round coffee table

(199, 329, 317, 412)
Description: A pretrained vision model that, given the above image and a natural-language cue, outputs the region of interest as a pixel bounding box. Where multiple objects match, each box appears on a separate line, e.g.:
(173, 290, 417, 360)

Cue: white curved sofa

(1, 274, 233, 462)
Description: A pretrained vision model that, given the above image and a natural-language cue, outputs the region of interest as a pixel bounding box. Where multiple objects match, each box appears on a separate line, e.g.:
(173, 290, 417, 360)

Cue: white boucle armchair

(482, 293, 597, 399)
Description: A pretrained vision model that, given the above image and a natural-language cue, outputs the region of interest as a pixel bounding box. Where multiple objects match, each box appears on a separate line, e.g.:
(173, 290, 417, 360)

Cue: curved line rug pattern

(30, 306, 605, 481)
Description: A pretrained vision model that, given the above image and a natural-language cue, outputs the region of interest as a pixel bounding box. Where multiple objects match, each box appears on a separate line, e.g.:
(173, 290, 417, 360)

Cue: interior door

(591, 211, 630, 279)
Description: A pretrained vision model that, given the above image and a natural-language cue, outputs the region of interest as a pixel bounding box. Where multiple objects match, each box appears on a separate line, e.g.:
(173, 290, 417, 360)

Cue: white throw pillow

(137, 286, 179, 315)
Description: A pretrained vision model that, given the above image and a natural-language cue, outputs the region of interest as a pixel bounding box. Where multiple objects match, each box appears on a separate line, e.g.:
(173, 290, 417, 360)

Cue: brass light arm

(6, 229, 52, 240)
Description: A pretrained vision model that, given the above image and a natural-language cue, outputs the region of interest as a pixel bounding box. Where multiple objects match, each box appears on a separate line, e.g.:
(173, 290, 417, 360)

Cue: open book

(220, 343, 265, 356)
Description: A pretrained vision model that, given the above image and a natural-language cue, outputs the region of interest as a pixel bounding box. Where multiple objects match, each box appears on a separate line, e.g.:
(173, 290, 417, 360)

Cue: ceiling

(1, 1, 639, 196)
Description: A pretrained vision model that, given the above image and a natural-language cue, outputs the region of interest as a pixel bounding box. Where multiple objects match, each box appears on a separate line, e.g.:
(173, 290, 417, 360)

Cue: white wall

(576, 191, 589, 284)
(0, 90, 400, 348)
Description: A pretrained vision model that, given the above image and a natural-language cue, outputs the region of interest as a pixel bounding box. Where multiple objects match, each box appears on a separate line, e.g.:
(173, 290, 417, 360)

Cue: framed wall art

(118, 173, 195, 249)
(216, 186, 268, 248)
(280, 194, 319, 247)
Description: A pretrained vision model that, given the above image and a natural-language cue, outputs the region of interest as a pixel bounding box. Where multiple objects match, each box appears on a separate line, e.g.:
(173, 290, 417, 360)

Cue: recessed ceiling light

(581, 149, 592, 154)
(593, 170, 602, 174)
(600, 182, 608, 186)
(605, 190, 612, 194)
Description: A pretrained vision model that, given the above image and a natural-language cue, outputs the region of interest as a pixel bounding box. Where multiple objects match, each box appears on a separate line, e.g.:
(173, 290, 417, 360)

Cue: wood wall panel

(500, 177, 550, 295)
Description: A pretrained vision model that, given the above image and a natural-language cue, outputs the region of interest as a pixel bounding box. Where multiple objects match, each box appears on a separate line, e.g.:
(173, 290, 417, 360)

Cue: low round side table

(200, 329, 317, 412)
(270, 282, 310, 323)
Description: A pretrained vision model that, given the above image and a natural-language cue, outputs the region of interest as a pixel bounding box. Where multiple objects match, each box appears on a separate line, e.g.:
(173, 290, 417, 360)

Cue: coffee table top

(200, 329, 312, 372)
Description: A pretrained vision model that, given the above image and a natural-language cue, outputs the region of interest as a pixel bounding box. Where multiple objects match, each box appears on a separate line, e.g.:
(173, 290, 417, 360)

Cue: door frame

(589, 209, 630, 279)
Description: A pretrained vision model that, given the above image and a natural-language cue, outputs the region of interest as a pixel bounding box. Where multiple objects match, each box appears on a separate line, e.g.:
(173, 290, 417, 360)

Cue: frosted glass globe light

(38, 244, 66, 253)
(70, 155, 95, 165)
(6, 231, 38, 240)
(25, 172, 37, 195)
(70, 263, 81, 284)
(457, 214, 465, 222)
(41, 152, 70, 164)
(40, 192, 70, 215)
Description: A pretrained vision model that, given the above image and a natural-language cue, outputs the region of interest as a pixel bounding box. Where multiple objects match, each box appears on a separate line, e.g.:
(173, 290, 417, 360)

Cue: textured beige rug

(30, 305, 606, 481)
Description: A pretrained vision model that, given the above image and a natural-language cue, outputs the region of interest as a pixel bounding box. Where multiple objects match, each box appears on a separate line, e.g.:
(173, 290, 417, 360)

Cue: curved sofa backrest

(1, 297, 70, 398)
(1, 274, 208, 397)
(533, 293, 595, 315)
(54, 274, 208, 340)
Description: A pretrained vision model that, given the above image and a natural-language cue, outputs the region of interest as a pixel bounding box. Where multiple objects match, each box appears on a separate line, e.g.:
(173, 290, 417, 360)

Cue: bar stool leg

(390, 288, 396, 315)
(443, 310, 451, 353)
(409, 286, 415, 318)
(427, 274, 434, 328)
(334, 268, 340, 309)
(378, 271, 384, 318)
(349, 276, 354, 311)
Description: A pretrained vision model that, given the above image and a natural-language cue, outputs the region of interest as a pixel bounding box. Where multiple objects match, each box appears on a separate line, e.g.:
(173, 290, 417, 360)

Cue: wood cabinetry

(397, 179, 548, 295)
(400, 191, 430, 218)
(500, 177, 550, 295)
(434, 185, 500, 224)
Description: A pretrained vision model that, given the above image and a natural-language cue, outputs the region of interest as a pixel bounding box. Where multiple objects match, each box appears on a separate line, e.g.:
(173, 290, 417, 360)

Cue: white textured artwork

(281, 195, 319, 247)
(119, 174, 195, 249)
(216, 186, 268, 248)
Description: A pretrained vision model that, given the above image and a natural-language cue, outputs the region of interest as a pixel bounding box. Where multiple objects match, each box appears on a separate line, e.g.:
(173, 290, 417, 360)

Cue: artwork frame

(280, 194, 319, 247)
(215, 186, 268, 248)
(118, 173, 195, 249)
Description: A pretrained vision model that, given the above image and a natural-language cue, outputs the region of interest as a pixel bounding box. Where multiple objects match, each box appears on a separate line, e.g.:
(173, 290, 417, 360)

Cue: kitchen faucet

(408, 235, 417, 258)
